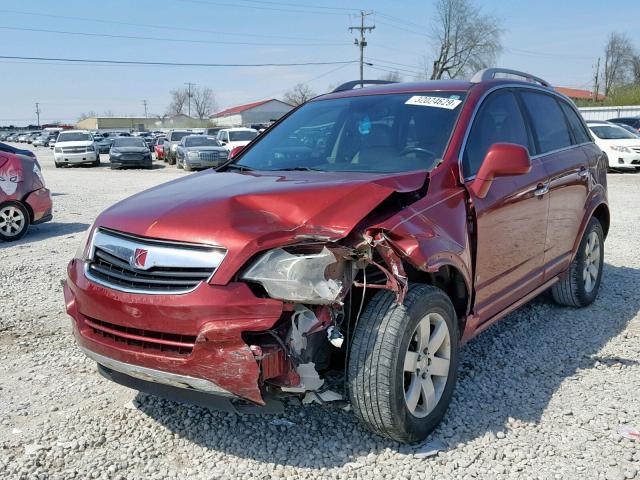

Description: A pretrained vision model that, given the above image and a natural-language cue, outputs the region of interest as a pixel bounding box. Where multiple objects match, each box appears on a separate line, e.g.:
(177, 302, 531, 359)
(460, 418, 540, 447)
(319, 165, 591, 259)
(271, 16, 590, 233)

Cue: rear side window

(463, 90, 530, 178)
(520, 91, 572, 154)
(559, 101, 591, 144)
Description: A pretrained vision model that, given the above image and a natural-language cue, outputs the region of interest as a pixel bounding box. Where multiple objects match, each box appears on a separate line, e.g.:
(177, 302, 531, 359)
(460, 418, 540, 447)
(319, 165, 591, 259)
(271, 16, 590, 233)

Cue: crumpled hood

(96, 169, 428, 284)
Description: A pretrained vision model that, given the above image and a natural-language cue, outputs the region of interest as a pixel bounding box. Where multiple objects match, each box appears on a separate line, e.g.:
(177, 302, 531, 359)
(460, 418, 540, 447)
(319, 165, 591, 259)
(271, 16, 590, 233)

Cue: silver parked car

(175, 135, 228, 171)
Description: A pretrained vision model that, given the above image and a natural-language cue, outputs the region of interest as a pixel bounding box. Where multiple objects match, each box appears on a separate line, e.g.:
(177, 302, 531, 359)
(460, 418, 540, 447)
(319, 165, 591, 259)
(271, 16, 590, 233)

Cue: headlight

(110, 150, 122, 157)
(74, 225, 95, 261)
(54, 147, 62, 153)
(188, 151, 199, 158)
(242, 246, 346, 304)
(86, 145, 95, 152)
(610, 145, 630, 153)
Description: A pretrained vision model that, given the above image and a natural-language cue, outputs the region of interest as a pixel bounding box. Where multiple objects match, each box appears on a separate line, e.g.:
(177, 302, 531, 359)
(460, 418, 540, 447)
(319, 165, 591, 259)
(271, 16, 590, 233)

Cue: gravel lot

(1, 145, 639, 480)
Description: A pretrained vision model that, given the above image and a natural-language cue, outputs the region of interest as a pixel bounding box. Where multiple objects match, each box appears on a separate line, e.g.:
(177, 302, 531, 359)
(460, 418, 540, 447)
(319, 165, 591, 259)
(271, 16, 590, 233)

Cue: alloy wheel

(403, 312, 451, 418)
(583, 231, 601, 293)
(0, 205, 26, 237)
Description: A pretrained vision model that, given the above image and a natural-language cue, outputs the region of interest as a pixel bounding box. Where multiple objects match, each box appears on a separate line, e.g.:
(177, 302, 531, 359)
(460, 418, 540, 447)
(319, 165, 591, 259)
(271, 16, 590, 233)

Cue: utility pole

(142, 100, 148, 118)
(592, 57, 601, 103)
(185, 82, 196, 117)
(349, 11, 375, 84)
(35, 102, 40, 127)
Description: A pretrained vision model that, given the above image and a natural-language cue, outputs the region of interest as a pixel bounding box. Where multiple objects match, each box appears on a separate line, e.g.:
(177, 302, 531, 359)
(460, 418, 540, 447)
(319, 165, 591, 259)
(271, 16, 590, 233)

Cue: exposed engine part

(327, 326, 344, 348)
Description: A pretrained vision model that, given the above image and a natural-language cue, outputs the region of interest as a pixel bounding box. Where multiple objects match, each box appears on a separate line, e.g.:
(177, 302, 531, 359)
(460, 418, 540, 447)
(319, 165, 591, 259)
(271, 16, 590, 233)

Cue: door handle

(534, 183, 549, 197)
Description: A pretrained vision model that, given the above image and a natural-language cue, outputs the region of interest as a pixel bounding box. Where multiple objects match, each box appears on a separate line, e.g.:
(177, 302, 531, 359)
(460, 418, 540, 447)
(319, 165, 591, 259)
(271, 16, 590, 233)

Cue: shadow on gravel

(0, 222, 89, 249)
(135, 262, 640, 468)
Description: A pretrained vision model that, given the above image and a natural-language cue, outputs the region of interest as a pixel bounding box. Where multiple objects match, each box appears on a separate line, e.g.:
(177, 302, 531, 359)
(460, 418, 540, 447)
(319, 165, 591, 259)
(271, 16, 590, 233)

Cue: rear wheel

(54, 162, 62, 168)
(552, 217, 604, 307)
(0, 202, 30, 241)
(348, 284, 459, 443)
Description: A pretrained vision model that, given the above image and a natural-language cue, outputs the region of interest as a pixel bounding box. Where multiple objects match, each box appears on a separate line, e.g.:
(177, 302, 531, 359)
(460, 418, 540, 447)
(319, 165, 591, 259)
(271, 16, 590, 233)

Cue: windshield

(113, 137, 146, 147)
(235, 92, 465, 173)
(57, 132, 93, 142)
(229, 130, 258, 142)
(169, 131, 190, 141)
(185, 136, 219, 147)
(591, 125, 637, 139)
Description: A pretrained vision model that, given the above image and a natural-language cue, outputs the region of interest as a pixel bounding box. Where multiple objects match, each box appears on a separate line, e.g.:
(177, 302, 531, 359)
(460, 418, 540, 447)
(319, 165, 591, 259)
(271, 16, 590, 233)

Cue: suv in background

(216, 127, 258, 151)
(65, 68, 609, 443)
(53, 130, 98, 168)
(163, 130, 191, 165)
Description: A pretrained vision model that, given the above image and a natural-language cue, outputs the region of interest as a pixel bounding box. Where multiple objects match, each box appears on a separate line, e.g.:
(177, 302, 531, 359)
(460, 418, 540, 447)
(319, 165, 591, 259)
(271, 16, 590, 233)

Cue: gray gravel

(1, 145, 639, 480)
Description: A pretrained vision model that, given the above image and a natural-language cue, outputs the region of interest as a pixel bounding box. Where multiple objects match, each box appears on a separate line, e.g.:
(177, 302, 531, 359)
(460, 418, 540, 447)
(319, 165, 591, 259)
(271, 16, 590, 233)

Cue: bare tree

(192, 87, 218, 119)
(429, 0, 503, 80)
(77, 111, 97, 121)
(603, 32, 634, 95)
(630, 52, 640, 85)
(283, 83, 316, 106)
(378, 71, 403, 82)
(166, 88, 189, 116)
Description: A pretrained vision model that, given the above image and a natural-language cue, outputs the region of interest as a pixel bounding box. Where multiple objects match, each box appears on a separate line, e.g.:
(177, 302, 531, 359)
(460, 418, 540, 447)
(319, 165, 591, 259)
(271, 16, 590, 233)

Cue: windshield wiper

(224, 163, 254, 172)
(275, 166, 323, 171)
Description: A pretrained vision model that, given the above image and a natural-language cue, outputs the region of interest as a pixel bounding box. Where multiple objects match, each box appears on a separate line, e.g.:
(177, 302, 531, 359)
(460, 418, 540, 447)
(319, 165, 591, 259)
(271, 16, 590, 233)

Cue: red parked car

(153, 136, 165, 161)
(0, 144, 52, 241)
(64, 69, 609, 443)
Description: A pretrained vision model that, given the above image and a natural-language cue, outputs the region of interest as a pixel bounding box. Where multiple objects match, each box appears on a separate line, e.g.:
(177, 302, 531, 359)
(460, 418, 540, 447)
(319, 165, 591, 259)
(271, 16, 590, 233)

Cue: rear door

(518, 91, 591, 280)
(463, 89, 550, 322)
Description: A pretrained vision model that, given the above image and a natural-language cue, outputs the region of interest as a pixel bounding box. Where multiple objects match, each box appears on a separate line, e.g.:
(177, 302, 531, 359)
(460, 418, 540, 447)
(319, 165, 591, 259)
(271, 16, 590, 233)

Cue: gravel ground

(1, 145, 639, 480)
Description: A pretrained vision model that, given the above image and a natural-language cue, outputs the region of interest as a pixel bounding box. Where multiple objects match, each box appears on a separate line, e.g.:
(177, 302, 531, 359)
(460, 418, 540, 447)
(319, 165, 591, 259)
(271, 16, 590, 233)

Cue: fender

(368, 187, 474, 314)
(570, 184, 609, 264)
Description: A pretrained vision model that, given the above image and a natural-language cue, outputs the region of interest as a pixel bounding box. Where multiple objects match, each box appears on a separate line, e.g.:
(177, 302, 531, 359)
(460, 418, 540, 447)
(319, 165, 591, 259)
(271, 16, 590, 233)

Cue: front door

(462, 89, 549, 322)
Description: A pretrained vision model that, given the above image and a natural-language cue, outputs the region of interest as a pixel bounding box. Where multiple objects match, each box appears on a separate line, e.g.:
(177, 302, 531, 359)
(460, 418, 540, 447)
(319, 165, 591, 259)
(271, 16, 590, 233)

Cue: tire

(183, 160, 192, 172)
(348, 284, 459, 443)
(92, 156, 101, 167)
(551, 217, 604, 307)
(176, 157, 183, 169)
(54, 162, 62, 168)
(0, 201, 30, 241)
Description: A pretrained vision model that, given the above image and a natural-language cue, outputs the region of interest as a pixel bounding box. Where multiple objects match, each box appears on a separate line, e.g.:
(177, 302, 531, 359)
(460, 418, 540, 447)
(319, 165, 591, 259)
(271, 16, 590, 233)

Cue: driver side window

(463, 90, 531, 178)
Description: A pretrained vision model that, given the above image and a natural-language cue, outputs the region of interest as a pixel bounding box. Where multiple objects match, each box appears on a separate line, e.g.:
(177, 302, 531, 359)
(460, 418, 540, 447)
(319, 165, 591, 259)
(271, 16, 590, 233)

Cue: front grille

(199, 151, 221, 162)
(85, 317, 196, 356)
(89, 247, 213, 291)
(62, 146, 89, 153)
(121, 154, 144, 161)
(86, 229, 226, 294)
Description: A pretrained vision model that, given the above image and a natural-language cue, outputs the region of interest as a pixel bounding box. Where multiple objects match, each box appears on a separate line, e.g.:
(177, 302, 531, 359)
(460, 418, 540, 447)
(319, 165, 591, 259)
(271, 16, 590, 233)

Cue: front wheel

(552, 217, 604, 307)
(0, 202, 30, 241)
(348, 284, 459, 443)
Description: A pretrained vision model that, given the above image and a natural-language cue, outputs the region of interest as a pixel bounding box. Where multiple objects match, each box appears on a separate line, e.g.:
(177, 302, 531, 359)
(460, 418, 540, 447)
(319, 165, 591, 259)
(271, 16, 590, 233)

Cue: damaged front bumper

(64, 258, 286, 406)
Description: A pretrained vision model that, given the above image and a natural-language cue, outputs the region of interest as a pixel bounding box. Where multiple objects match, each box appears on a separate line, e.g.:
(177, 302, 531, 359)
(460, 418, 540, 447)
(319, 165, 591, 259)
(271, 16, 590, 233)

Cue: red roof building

(555, 87, 605, 102)
(211, 99, 294, 127)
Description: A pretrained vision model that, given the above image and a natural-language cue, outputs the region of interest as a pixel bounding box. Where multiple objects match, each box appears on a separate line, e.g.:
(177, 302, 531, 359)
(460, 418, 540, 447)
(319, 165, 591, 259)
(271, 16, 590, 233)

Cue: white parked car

(53, 130, 99, 168)
(216, 127, 258, 152)
(587, 122, 640, 171)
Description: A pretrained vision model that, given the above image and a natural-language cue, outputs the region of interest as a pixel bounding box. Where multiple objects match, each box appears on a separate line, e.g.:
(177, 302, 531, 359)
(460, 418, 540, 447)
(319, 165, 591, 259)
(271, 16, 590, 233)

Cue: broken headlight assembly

(242, 246, 350, 304)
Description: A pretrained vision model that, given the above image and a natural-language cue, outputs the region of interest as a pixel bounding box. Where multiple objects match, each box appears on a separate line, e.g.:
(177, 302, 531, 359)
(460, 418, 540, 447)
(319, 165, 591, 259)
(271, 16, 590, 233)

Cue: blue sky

(1, 0, 639, 126)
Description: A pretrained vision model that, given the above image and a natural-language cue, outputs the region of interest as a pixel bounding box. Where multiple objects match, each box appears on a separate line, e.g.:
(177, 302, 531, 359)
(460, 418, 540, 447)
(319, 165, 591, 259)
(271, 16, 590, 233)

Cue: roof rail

(332, 79, 398, 93)
(471, 68, 550, 87)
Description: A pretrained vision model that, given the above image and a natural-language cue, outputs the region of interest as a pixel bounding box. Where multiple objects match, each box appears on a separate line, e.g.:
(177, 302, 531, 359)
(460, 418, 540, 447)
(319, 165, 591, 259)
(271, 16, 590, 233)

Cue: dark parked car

(65, 68, 609, 443)
(95, 137, 114, 154)
(608, 116, 640, 132)
(175, 135, 228, 171)
(163, 130, 191, 165)
(108, 137, 152, 169)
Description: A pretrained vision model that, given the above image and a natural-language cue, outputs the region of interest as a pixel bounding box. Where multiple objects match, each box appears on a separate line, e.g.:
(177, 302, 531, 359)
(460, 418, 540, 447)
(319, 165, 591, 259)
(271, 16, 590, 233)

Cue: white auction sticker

(405, 95, 462, 109)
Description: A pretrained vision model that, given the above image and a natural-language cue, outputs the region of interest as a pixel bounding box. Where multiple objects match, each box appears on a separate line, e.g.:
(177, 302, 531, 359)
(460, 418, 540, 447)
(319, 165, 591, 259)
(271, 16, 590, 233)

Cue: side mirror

(229, 145, 244, 159)
(469, 143, 531, 199)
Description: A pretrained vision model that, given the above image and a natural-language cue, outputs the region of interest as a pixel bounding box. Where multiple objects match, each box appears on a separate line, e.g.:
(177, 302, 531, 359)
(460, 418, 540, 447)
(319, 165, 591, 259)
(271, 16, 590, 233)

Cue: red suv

(64, 69, 609, 443)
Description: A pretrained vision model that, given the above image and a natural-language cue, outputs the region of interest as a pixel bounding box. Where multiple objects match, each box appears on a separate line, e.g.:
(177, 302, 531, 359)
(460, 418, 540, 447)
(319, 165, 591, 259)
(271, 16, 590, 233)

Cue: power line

(0, 25, 350, 47)
(349, 11, 375, 83)
(176, 0, 353, 16)
(0, 55, 358, 68)
(374, 12, 426, 32)
(0, 9, 347, 43)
